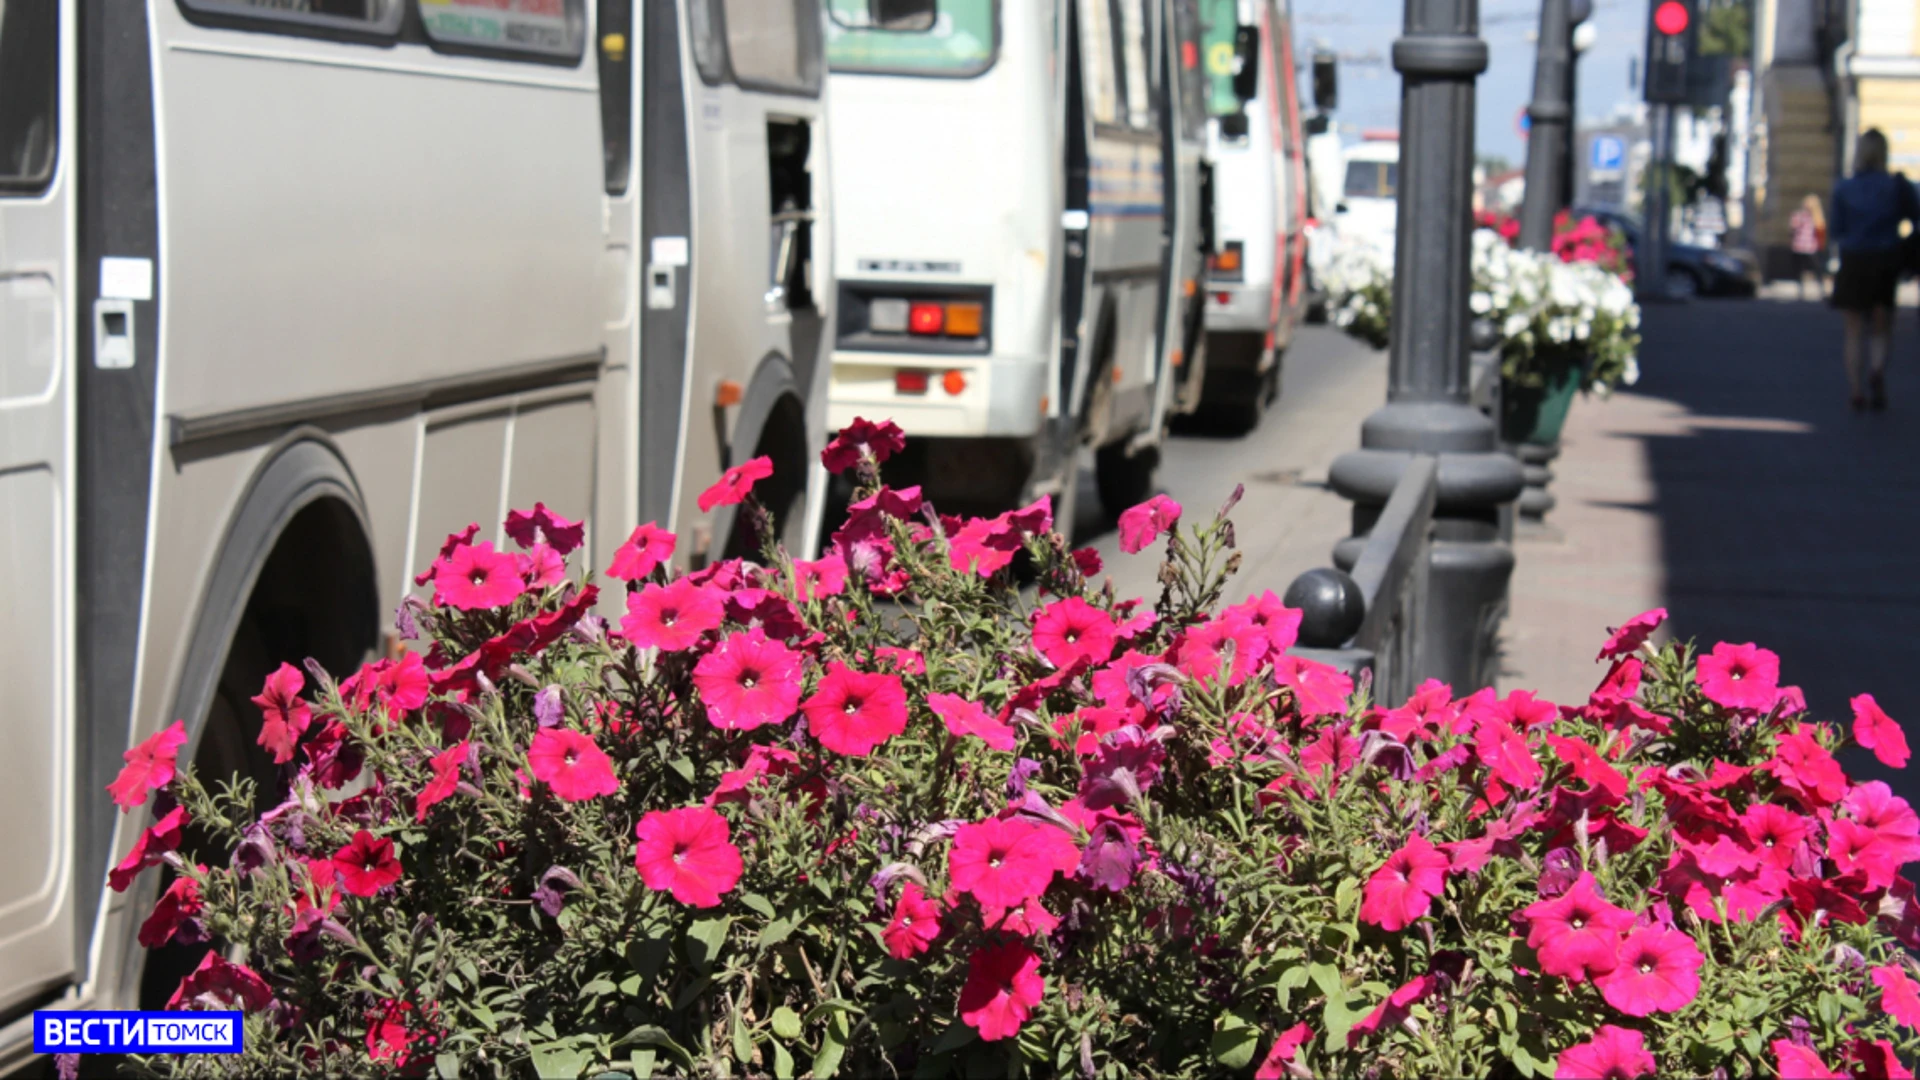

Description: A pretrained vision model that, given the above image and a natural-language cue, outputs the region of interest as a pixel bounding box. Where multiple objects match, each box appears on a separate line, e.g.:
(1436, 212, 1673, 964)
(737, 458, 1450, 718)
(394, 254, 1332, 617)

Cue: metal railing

(1286, 455, 1439, 706)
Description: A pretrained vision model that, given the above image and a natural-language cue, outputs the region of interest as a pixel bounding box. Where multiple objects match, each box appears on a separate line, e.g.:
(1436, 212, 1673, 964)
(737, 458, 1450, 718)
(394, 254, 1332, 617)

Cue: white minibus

(1194, 0, 1308, 432)
(0, 0, 830, 1057)
(823, 0, 1208, 529)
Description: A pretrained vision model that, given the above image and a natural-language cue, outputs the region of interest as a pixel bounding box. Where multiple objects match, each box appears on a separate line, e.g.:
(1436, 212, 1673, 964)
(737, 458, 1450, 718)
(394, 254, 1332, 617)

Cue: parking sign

(1590, 134, 1627, 173)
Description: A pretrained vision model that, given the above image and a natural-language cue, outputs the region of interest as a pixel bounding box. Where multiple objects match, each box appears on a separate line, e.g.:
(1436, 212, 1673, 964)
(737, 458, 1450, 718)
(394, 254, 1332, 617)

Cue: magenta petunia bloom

(1175, 615, 1270, 686)
(697, 455, 773, 512)
(929, 692, 1017, 751)
(1772, 1041, 1845, 1080)
(1854, 693, 1911, 769)
(1767, 725, 1850, 809)
(802, 661, 908, 756)
(1116, 493, 1182, 554)
(607, 522, 677, 581)
(251, 662, 313, 766)
(1555, 1025, 1656, 1079)
(1255, 1022, 1312, 1080)
(109, 806, 189, 892)
(1346, 975, 1435, 1046)
(1473, 717, 1544, 790)
(1874, 964, 1920, 1029)
(633, 806, 742, 908)
(528, 728, 620, 801)
(821, 416, 906, 474)
(167, 952, 275, 1013)
(1597, 607, 1666, 661)
(882, 882, 942, 960)
(1739, 802, 1810, 870)
(517, 544, 566, 589)
(1546, 734, 1628, 802)
(693, 629, 803, 731)
(414, 741, 470, 823)
(791, 553, 848, 601)
(621, 578, 726, 652)
(1848, 1039, 1913, 1080)
(1227, 589, 1304, 655)
(333, 829, 403, 897)
(107, 718, 188, 811)
(1520, 872, 1634, 982)
(949, 818, 1080, 909)
(138, 874, 204, 949)
(434, 540, 527, 611)
(503, 501, 585, 555)
(957, 940, 1045, 1041)
(1072, 547, 1103, 578)
(1595, 925, 1703, 1016)
(1694, 641, 1781, 711)
(1273, 654, 1353, 717)
(949, 515, 1026, 577)
(1032, 597, 1119, 670)
(1359, 832, 1450, 931)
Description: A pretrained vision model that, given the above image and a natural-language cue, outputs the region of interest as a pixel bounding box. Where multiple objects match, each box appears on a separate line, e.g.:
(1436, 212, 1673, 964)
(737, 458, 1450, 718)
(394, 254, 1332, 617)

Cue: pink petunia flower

(791, 553, 848, 601)
(1767, 725, 1850, 809)
(1346, 975, 1435, 1046)
(957, 940, 1045, 1041)
(949, 817, 1080, 909)
(138, 874, 204, 948)
(1849, 1039, 1916, 1080)
(607, 522, 677, 581)
(1227, 590, 1305, 655)
(1854, 693, 1911, 769)
(1358, 833, 1450, 931)
(801, 661, 908, 756)
(633, 806, 743, 908)
(517, 543, 566, 589)
(1273, 654, 1354, 717)
(107, 719, 188, 811)
(1072, 547, 1103, 578)
(1032, 597, 1119, 670)
(821, 417, 906, 474)
(1175, 615, 1270, 686)
(1555, 1025, 1657, 1079)
(1547, 734, 1629, 802)
(1255, 1023, 1312, 1080)
(981, 894, 1061, 937)
(503, 502, 585, 555)
(949, 515, 1026, 577)
(109, 806, 189, 892)
(167, 952, 274, 1013)
(1589, 657, 1643, 705)
(1520, 872, 1635, 982)
(1116, 494, 1182, 554)
(1738, 803, 1810, 871)
(1694, 641, 1781, 712)
(928, 692, 1018, 751)
(1874, 964, 1920, 1030)
(1595, 925, 1703, 1016)
(333, 830, 403, 897)
(1473, 717, 1544, 791)
(1597, 607, 1666, 661)
(414, 524, 479, 586)
(882, 882, 943, 960)
(621, 578, 726, 652)
(434, 540, 526, 611)
(252, 663, 312, 766)
(1378, 679, 1458, 742)
(528, 728, 620, 801)
(415, 741, 470, 823)
(693, 629, 803, 731)
(1772, 1041, 1845, 1080)
(697, 455, 773, 512)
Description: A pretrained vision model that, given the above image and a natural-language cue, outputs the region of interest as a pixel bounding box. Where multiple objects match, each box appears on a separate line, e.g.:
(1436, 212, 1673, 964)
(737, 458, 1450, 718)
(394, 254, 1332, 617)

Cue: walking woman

(1830, 129, 1918, 410)
(1790, 193, 1827, 299)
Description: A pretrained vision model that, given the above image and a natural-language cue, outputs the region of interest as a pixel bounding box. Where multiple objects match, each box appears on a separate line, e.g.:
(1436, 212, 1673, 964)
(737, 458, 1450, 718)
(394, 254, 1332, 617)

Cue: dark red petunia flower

(252, 663, 313, 765)
(504, 501, 585, 555)
(109, 805, 190, 892)
(957, 940, 1045, 1041)
(333, 829, 403, 897)
(107, 719, 188, 811)
(167, 952, 275, 1013)
(415, 741, 469, 822)
(138, 872, 205, 948)
(821, 417, 906, 474)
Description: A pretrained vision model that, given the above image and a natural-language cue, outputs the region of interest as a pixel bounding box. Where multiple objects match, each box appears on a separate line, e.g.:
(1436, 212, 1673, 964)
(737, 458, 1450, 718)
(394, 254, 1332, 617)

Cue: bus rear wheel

(1094, 443, 1160, 519)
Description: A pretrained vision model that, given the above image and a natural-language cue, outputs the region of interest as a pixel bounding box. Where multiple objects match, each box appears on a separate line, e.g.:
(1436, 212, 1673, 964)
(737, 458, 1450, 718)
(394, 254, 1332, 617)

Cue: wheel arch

(710, 352, 812, 562)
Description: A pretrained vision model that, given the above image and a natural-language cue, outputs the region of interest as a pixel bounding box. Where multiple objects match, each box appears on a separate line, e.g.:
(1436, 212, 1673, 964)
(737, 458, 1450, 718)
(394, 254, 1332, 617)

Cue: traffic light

(1644, 0, 1694, 103)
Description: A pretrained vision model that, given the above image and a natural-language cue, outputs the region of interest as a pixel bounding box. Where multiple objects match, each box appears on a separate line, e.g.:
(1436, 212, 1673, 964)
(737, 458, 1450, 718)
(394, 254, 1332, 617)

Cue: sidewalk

(1502, 297, 1920, 787)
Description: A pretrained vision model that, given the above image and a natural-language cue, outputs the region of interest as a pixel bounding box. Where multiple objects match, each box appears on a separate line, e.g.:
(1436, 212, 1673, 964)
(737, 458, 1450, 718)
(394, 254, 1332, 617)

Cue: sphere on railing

(1469, 316, 1501, 352)
(1283, 567, 1366, 648)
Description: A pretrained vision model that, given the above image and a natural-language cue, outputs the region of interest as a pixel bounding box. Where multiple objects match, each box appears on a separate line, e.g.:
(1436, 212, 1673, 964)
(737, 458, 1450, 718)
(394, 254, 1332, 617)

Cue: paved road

(1064, 324, 1387, 607)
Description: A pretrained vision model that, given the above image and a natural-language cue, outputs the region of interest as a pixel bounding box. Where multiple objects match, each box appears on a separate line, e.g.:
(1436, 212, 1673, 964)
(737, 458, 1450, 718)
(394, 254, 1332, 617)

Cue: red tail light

(895, 369, 930, 394)
(908, 302, 945, 335)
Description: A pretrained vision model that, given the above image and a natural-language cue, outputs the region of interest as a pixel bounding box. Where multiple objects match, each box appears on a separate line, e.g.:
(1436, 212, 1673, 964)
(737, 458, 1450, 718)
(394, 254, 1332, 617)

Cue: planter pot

(1499, 353, 1583, 446)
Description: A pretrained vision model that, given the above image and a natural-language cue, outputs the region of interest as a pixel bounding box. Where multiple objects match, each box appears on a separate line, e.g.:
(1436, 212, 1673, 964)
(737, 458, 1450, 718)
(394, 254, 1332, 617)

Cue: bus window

(721, 0, 825, 95)
(1114, 0, 1150, 129)
(1080, 0, 1121, 125)
(0, 0, 56, 192)
(1172, 0, 1206, 140)
(824, 0, 997, 77)
(177, 0, 404, 37)
(597, 0, 632, 194)
(1198, 0, 1239, 117)
(417, 0, 587, 62)
(1344, 160, 1398, 199)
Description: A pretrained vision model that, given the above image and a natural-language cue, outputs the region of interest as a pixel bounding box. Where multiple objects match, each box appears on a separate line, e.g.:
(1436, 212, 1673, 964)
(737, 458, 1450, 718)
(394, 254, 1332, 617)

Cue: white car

(1334, 135, 1400, 259)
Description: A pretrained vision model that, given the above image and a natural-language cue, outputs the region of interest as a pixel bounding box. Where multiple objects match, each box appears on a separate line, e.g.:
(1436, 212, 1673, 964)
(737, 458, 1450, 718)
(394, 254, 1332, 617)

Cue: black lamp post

(1519, 0, 1575, 250)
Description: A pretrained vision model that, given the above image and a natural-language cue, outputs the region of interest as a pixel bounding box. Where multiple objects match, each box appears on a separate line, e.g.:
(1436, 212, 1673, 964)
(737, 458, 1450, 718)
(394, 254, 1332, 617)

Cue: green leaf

(1333, 876, 1362, 922)
(580, 978, 616, 999)
(1275, 965, 1311, 1010)
(669, 755, 695, 783)
(1512, 1041, 1541, 1078)
(629, 1048, 657, 1080)
(740, 892, 776, 919)
(732, 1009, 753, 1064)
(1210, 1012, 1259, 1070)
(772, 1040, 794, 1080)
(813, 1011, 851, 1079)
(529, 1042, 588, 1079)
(929, 1020, 978, 1057)
(614, 1025, 691, 1066)
(619, 974, 643, 997)
(435, 1052, 461, 1080)
(1702, 1020, 1733, 1050)
(758, 917, 796, 949)
(469, 1002, 499, 1034)
(686, 916, 732, 971)
(1307, 962, 1344, 1003)
(772, 1006, 803, 1040)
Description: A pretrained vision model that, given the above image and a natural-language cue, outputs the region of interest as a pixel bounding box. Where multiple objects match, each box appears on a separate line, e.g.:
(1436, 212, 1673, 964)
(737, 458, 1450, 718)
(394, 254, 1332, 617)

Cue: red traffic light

(1653, 0, 1690, 35)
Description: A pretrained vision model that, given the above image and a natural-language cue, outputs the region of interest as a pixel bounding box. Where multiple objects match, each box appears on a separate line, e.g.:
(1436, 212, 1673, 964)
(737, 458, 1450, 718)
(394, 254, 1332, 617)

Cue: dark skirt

(1832, 247, 1902, 310)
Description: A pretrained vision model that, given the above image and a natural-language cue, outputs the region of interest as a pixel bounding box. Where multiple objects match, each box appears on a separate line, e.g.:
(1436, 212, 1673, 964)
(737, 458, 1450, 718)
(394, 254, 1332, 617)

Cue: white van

(1336, 133, 1401, 259)
(823, 0, 1207, 527)
(0, 0, 830, 1056)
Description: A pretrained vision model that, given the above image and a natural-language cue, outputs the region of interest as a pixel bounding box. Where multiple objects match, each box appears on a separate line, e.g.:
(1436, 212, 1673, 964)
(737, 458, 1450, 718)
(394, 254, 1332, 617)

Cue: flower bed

(109, 422, 1920, 1079)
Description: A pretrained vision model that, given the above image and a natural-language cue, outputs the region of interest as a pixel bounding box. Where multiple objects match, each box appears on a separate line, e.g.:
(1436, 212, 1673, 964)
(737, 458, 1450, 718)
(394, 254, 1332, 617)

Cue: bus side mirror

(868, 0, 935, 30)
(1232, 26, 1259, 102)
(1305, 114, 1330, 136)
(1313, 51, 1338, 112)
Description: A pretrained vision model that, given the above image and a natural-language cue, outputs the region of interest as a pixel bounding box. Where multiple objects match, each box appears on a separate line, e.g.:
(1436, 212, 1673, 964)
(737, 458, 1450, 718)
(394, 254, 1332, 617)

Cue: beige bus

(0, 0, 831, 1058)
